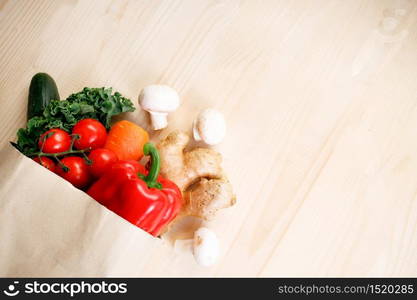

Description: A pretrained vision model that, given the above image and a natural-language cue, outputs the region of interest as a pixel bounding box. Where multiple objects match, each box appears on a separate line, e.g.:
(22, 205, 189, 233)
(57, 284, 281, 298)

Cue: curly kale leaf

(16, 87, 135, 155)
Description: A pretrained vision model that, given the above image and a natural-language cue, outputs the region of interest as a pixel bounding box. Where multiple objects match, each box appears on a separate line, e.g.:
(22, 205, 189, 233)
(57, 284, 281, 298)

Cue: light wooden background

(1, 0, 417, 277)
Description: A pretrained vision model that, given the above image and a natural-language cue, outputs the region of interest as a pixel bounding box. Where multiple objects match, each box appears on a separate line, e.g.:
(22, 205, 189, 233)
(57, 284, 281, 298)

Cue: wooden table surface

(1, 0, 417, 277)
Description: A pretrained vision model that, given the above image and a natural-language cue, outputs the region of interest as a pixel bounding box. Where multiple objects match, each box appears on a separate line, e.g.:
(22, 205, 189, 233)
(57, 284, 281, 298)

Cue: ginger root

(157, 130, 235, 220)
(185, 177, 236, 220)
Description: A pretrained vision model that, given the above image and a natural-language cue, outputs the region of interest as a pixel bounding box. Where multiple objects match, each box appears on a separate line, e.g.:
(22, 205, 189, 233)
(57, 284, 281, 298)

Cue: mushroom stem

(193, 227, 220, 267)
(149, 112, 168, 130)
(192, 119, 202, 141)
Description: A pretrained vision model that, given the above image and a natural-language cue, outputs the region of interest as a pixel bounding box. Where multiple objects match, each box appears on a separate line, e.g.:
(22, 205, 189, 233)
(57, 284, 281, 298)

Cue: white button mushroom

(193, 227, 220, 267)
(138, 85, 180, 130)
(193, 108, 226, 145)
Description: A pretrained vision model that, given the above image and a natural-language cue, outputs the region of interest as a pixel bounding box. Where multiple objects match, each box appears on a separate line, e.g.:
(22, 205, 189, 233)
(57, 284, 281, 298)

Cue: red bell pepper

(87, 143, 182, 236)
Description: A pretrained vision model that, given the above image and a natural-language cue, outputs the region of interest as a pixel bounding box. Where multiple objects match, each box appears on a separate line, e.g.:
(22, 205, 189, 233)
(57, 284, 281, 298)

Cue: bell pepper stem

(141, 143, 162, 189)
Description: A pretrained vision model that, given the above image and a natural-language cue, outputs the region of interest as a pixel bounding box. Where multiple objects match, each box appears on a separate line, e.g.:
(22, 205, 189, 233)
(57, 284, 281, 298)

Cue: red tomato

(33, 157, 56, 172)
(56, 156, 91, 189)
(72, 119, 107, 150)
(88, 148, 118, 178)
(38, 129, 71, 153)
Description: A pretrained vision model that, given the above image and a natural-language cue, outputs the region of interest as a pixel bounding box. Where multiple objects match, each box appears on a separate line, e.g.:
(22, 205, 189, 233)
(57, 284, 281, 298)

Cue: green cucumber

(27, 73, 60, 120)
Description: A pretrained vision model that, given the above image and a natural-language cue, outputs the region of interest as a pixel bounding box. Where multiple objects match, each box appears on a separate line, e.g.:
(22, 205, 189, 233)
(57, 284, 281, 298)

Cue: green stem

(139, 143, 162, 189)
(27, 148, 91, 158)
(53, 156, 68, 172)
(70, 133, 80, 149)
(81, 151, 92, 165)
(39, 132, 48, 152)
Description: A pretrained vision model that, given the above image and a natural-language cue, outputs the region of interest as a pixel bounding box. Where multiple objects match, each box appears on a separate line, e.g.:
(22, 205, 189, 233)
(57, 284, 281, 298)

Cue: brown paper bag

(0, 144, 176, 277)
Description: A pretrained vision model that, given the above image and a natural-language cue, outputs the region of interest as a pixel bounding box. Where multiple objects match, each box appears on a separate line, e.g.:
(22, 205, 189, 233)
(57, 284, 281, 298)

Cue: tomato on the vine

(33, 157, 56, 172)
(72, 119, 107, 150)
(88, 148, 118, 178)
(38, 129, 71, 153)
(56, 156, 91, 189)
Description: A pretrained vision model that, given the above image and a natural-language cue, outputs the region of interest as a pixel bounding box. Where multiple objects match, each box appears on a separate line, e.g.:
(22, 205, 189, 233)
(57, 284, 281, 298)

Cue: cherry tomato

(33, 157, 56, 172)
(56, 156, 91, 189)
(38, 129, 71, 153)
(88, 148, 118, 178)
(72, 119, 107, 150)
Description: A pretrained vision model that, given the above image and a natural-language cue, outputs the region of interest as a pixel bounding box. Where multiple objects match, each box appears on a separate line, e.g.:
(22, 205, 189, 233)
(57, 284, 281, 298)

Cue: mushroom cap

(194, 108, 226, 145)
(139, 85, 180, 113)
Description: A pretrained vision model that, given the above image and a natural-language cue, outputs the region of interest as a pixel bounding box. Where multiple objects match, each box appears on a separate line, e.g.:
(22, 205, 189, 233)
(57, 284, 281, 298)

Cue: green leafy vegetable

(16, 87, 135, 155)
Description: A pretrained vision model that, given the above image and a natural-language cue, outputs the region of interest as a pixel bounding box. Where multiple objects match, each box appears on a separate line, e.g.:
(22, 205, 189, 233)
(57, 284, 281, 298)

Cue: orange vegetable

(104, 120, 149, 161)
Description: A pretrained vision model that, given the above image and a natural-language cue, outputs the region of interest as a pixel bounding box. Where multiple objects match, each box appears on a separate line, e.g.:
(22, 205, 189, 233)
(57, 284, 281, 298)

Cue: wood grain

(0, 0, 416, 276)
